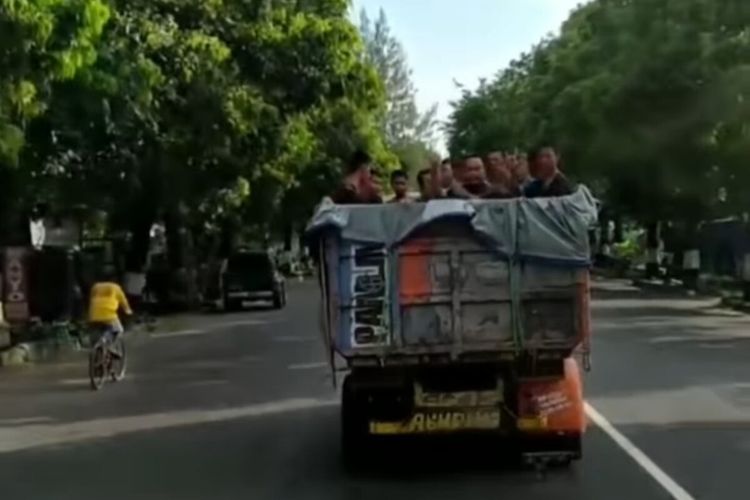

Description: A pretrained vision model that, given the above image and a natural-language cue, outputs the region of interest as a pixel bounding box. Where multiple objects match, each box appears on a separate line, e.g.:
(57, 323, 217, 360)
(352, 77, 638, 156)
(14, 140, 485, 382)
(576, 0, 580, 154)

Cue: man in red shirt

(330, 150, 383, 204)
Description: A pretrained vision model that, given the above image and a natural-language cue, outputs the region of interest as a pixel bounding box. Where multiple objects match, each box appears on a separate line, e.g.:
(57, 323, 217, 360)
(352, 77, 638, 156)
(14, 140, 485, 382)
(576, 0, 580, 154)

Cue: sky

(351, 0, 585, 152)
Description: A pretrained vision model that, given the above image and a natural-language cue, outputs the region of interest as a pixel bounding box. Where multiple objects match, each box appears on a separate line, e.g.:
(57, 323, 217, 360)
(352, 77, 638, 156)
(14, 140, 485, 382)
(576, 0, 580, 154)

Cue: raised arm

(428, 157, 442, 199)
(115, 285, 133, 316)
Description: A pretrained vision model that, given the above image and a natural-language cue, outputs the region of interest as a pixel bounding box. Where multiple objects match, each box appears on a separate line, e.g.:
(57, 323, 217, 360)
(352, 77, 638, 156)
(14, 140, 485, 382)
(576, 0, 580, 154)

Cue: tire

(110, 338, 127, 382)
(89, 344, 107, 391)
(568, 433, 583, 461)
(224, 296, 241, 312)
(273, 289, 285, 309)
(341, 376, 369, 470)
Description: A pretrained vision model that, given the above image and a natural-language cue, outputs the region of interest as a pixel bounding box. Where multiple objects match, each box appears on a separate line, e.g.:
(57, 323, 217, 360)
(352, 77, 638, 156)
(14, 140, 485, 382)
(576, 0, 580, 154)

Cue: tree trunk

(164, 208, 185, 271)
(219, 218, 238, 259)
(283, 224, 293, 252)
(681, 220, 701, 290)
(743, 223, 750, 302)
(614, 216, 624, 243)
(645, 221, 661, 279)
(124, 143, 162, 273)
(598, 213, 611, 257)
(125, 209, 155, 273)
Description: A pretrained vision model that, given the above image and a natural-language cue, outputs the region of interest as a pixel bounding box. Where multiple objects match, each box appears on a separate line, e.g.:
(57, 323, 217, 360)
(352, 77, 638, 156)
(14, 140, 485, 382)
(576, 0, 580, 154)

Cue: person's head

(345, 149, 382, 199)
(390, 169, 409, 199)
(485, 151, 511, 186)
(461, 155, 486, 186)
(439, 159, 454, 190)
(345, 149, 372, 176)
(417, 168, 431, 199)
(97, 267, 117, 283)
(528, 145, 559, 181)
(512, 154, 531, 184)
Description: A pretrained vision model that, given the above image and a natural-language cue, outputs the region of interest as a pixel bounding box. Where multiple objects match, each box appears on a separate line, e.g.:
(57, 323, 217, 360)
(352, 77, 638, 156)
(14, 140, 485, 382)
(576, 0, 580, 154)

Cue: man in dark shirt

(330, 150, 383, 204)
(389, 169, 411, 203)
(524, 145, 574, 198)
(439, 159, 454, 192)
(485, 151, 521, 198)
(416, 168, 432, 201)
(434, 155, 516, 200)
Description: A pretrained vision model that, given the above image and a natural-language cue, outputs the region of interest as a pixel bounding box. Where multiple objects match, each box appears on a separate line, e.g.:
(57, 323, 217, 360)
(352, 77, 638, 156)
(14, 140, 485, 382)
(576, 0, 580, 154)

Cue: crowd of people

(330, 145, 574, 205)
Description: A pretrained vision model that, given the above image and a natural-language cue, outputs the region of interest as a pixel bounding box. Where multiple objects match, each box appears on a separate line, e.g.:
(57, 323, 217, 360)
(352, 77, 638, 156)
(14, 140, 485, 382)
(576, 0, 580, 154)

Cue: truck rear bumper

(345, 357, 585, 438)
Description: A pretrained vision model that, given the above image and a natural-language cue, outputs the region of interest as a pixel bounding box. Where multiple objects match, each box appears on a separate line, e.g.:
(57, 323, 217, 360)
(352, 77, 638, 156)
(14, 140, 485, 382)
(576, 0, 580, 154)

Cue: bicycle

(88, 324, 127, 391)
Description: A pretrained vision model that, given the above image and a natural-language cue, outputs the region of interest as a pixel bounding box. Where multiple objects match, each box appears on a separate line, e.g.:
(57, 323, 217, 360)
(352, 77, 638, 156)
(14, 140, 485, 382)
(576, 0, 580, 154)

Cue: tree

(359, 8, 437, 175)
(4, 0, 392, 277)
(448, 0, 750, 229)
(0, 0, 110, 243)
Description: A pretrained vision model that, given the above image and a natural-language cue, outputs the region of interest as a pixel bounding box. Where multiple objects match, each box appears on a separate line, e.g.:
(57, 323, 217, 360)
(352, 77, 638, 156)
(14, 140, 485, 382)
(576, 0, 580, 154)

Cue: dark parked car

(222, 251, 286, 310)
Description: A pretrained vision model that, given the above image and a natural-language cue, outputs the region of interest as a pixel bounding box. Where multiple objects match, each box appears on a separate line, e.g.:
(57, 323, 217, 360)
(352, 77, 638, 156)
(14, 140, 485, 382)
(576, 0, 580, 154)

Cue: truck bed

(324, 221, 590, 363)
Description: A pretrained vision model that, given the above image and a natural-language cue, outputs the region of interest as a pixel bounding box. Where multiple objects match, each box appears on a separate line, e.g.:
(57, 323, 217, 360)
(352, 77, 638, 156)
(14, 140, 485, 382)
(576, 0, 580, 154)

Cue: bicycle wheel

(89, 343, 108, 391)
(110, 337, 127, 382)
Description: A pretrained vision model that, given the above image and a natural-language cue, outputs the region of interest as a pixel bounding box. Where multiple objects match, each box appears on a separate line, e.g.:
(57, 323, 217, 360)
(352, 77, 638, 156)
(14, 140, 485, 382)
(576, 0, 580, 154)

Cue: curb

(631, 278, 750, 315)
(0, 340, 83, 367)
(0, 322, 163, 368)
(630, 278, 700, 296)
(720, 297, 750, 314)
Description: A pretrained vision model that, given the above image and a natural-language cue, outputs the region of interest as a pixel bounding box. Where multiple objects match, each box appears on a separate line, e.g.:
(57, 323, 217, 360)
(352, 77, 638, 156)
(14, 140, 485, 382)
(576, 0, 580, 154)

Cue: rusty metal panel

(321, 217, 589, 361)
(523, 299, 577, 347)
(398, 228, 515, 351)
(460, 302, 514, 344)
(401, 303, 453, 346)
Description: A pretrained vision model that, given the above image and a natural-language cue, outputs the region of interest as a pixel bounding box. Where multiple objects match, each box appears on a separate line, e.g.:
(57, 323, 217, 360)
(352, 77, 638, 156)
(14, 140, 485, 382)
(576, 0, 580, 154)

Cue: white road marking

(151, 329, 205, 339)
(151, 319, 277, 339)
(0, 417, 54, 426)
(0, 397, 338, 454)
(59, 378, 94, 386)
(213, 319, 275, 329)
(273, 336, 314, 343)
(585, 403, 696, 500)
(184, 379, 230, 387)
(288, 362, 328, 371)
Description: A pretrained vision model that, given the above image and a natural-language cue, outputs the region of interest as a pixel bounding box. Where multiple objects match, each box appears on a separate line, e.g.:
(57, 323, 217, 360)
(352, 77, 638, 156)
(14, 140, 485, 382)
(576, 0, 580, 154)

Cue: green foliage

(359, 7, 438, 168)
(448, 0, 750, 225)
(0, 0, 390, 256)
(0, 0, 110, 167)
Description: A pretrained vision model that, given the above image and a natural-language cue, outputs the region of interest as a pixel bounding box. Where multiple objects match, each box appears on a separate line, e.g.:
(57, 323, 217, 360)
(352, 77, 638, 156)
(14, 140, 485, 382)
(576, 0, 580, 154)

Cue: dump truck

(307, 188, 597, 467)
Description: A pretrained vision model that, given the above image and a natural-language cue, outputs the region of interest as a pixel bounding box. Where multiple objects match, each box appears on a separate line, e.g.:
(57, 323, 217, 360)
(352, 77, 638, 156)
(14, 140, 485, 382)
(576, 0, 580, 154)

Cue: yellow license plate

(414, 387, 503, 408)
(369, 409, 501, 435)
(517, 416, 548, 431)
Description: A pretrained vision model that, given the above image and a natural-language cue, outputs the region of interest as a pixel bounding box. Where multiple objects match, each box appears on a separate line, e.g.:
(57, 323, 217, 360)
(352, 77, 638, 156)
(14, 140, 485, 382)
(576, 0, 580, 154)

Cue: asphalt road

(0, 278, 748, 499)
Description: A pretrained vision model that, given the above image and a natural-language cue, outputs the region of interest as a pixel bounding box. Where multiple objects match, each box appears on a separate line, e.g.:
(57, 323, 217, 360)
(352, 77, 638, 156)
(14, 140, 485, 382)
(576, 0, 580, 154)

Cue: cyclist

(88, 270, 133, 353)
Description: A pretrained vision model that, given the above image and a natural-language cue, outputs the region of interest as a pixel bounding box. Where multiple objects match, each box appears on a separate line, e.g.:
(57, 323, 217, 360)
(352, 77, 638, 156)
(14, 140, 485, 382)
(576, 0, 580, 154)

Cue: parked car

(222, 251, 286, 310)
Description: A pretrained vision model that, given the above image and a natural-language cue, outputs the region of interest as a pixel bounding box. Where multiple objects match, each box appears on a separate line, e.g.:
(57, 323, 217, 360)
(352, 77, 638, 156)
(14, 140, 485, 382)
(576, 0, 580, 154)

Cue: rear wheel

(88, 344, 107, 391)
(224, 296, 242, 312)
(273, 287, 286, 309)
(341, 376, 369, 470)
(567, 433, 583, 461)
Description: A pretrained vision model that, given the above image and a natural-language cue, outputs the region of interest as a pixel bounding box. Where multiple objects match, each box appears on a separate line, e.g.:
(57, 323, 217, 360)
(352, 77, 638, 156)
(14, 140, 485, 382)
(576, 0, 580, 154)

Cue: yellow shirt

(88, 282, 132, 323)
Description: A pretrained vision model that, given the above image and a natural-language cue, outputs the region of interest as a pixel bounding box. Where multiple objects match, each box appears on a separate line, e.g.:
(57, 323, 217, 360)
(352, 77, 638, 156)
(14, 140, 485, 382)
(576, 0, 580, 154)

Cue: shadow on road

(0, 405, 669, 500)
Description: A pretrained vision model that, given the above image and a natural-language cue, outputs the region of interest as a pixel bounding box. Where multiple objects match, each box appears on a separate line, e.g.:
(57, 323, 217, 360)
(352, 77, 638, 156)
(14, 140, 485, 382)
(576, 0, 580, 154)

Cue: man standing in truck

(524, 145, 574, 198)
(389, 169, 412, 203)
(331, 150, 383, 204)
